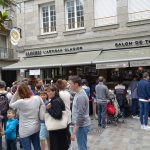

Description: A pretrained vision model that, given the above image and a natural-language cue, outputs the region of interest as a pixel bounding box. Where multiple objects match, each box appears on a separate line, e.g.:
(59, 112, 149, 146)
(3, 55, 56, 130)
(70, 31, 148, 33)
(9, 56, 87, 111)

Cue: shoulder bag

(45, 110, 68, 131)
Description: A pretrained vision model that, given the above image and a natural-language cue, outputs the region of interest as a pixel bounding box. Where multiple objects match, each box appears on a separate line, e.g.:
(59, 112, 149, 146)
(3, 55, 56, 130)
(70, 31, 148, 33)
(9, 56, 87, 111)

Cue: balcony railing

(0, 47, 18, 60)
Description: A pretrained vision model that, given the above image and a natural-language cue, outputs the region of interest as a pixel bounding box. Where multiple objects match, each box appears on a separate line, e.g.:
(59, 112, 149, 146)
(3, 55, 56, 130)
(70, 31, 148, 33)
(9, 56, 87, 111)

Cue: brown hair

(45, 85, 59, 96)
(18, 83, 32, 99)
(56, 79, 67, 90)
(7, 109, 16, 115)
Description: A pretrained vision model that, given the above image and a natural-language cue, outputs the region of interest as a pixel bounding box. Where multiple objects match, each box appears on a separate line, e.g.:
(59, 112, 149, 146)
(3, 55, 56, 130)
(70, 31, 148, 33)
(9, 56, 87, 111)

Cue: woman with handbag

(55, 79, 71, 146)
(9, 83, 45, 150)
(45, 85, 69, 150)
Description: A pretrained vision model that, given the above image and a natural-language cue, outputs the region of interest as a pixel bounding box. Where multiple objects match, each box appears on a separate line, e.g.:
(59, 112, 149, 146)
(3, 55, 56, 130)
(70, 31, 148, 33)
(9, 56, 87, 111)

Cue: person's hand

(46, 103, 51, 109)
(70, 133, 75, 141)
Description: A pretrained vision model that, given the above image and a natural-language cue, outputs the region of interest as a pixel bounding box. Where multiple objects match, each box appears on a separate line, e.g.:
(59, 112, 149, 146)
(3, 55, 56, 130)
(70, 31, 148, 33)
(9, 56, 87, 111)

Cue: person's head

(69, 76, 82, 92)
(7, 109, 16, 119)
(98, 76, 104, 82)
(45, 85, 58, 99)
(18, 83, 32, 99)
(143, 72, 149, 80)
(56, 79, 67, 91)
(37, 78, 44, 86)
(82, 79, 88, 86)
(40, 92, 48, 101)
(0, 80, 6, 89)
(133, 74, 139, 80)
(35, 84, 42, 91)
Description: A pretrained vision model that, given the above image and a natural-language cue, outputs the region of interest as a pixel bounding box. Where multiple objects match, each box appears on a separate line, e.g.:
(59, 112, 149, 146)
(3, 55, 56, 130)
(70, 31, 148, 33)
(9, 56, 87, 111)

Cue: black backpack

(0, 93, 9, 115)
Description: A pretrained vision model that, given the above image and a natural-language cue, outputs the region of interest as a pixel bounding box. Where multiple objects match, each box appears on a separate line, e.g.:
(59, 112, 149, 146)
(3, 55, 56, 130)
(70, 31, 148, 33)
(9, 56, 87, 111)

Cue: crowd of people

(0, 71, 150, 150)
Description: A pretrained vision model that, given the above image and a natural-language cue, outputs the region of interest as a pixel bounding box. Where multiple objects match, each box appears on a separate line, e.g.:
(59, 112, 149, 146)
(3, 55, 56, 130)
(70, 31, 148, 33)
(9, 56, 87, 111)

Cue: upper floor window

(65, 0, 84, 30)
(94, 0, 117, 26)
(0, 35, 7, 48)
(40, 3, 56, 34)
(128, 0, 150, 21)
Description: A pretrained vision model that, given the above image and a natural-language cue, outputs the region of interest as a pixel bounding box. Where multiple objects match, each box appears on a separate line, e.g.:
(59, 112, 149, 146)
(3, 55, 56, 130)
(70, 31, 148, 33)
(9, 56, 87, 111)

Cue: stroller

(107, 91, 124, 125)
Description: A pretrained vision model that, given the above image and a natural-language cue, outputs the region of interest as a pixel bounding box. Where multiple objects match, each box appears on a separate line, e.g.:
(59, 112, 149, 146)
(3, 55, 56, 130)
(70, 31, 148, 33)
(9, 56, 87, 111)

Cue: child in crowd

(40, 92, 50, 150)
(4, 109, 18, 150)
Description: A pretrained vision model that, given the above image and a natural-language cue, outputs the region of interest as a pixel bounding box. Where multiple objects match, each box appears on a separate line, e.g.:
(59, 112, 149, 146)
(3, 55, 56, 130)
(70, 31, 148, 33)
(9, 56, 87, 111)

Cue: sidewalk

(2, 118, 150, 150)
(87, 118, 150, 150)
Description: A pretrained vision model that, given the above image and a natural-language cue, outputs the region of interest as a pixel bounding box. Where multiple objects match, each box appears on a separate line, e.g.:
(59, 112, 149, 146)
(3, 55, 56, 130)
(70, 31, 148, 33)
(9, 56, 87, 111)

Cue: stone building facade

(5, 0, 150, 85)
(0, 4, 18, 85)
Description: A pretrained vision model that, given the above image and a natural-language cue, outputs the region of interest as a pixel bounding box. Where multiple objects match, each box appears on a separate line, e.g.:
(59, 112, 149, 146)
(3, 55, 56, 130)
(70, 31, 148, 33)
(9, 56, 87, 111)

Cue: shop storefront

(3, 38, 150, 88)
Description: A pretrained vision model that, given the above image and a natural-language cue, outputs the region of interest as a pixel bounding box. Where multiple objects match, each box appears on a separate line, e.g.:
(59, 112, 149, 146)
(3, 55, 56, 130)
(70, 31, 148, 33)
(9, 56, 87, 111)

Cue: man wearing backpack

(0, 80, 9, 130)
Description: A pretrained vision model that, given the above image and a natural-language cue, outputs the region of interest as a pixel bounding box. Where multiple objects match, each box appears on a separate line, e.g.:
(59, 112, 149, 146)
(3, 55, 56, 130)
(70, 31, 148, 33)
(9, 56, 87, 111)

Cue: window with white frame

(65, 0, 84, 30)
(128, 0, 150, 21)
(94, 0, 117, 27)
(40, 3, 56, 34)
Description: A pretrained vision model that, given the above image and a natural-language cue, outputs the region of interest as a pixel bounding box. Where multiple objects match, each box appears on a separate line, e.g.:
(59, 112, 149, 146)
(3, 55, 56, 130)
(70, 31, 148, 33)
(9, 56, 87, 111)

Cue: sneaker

(144, 125, 150, 130)
(141, 125, 144, 129)
(132, 115, 139, 119)
(132, 116, 136, 119)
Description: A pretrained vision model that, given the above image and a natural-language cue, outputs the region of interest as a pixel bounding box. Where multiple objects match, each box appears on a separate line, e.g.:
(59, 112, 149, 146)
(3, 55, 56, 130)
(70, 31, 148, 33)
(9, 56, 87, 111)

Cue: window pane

(76, 0, 84, 28)
(128, 0, 150, 21)
(42, 6, 49, 33)
(94, 0, 117, 26)
(41, 4, 56, 33)
(50, 5, 56, 32)
(66, 0, 75, 29)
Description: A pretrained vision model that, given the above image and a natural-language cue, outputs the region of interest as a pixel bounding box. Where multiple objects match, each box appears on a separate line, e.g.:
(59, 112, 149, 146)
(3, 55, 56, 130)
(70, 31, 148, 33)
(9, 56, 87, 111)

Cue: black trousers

(6, 139, 17, 150)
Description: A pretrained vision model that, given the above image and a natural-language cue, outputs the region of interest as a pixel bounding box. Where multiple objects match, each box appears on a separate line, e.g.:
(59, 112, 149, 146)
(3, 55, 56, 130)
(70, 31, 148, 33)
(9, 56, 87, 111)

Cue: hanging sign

(10, 28, 20, 45)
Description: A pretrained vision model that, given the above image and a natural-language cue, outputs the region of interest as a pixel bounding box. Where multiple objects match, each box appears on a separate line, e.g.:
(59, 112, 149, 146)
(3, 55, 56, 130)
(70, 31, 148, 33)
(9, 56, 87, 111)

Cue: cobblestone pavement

(2, 117, 150, 150)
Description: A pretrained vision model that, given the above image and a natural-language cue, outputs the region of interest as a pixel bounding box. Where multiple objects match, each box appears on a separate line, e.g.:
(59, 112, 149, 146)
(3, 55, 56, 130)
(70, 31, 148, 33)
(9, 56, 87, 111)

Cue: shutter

(128, 0, 150, 21)
(94, 0, 117, 26)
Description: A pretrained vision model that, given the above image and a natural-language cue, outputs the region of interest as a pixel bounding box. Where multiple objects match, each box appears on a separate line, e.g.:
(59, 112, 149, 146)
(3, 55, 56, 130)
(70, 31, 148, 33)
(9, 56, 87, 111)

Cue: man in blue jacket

(137, 72, 150, 130)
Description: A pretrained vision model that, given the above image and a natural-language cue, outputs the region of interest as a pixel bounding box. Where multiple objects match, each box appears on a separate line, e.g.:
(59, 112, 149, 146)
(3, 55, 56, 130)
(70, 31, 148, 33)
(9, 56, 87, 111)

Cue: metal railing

(0, 47, 17, 60)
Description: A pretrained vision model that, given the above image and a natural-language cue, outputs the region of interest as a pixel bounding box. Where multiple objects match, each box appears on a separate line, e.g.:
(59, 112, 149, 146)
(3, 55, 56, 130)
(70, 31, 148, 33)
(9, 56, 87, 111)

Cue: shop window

(94, 0, 117, 26)
(65, 0, 84, 30)
(128, 0, 150, 21)
(40, 3, 56, 34)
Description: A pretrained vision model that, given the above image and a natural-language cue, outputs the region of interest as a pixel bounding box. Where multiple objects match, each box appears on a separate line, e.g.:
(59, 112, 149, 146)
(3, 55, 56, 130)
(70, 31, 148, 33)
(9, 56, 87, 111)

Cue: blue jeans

(132, 98, 139, 116)
(139, 101, 149, 125)
(6, 139, 17, 150)
(76, 125, 90, 150)
(21, 132, 41, 150)
(98, 103, 107, 128)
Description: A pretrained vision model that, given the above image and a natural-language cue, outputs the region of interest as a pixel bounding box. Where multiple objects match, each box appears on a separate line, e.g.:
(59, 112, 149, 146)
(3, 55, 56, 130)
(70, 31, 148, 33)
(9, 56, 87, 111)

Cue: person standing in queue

(95, 76, 109, 128)
(137, 72, 150, 130)
(69, 76, 91, 150)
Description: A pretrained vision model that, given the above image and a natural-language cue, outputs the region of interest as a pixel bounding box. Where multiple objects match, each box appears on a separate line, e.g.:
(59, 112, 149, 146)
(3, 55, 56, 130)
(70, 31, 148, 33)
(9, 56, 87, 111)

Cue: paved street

(2, 117, 150, 150)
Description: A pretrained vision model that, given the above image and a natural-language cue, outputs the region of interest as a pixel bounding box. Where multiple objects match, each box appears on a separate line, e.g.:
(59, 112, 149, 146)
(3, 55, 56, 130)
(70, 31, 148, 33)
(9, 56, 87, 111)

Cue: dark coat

(47, 95, 69, 150)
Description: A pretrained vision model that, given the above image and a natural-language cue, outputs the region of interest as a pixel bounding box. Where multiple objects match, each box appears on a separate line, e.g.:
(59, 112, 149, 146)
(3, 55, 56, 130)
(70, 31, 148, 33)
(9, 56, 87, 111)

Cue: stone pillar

(117, 0, 128, 27)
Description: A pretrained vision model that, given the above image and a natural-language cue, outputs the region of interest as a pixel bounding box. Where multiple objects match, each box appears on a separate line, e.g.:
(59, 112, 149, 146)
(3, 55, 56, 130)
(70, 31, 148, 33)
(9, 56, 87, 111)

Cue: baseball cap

(0, 80, 6, 88)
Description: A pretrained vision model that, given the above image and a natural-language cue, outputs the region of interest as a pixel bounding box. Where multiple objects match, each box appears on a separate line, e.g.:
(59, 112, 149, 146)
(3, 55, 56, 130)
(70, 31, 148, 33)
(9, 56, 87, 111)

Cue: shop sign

(29, 69, 40, 75)
(96, 62, 129, 69)
(115, 39, 150, 48)
(130, 60, 150, 67)
(25, 46, 83, 57)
